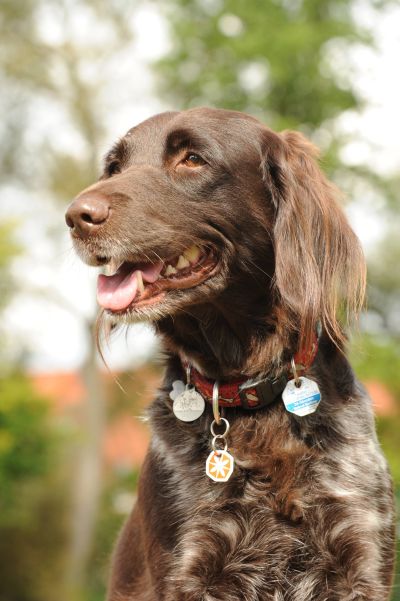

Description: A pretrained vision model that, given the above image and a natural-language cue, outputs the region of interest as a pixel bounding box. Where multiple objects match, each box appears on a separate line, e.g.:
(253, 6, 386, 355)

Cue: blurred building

(29, 368, 159, 470)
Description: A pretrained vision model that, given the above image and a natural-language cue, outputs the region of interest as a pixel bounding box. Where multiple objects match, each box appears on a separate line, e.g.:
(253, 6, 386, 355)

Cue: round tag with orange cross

(206, 449, 234, 482)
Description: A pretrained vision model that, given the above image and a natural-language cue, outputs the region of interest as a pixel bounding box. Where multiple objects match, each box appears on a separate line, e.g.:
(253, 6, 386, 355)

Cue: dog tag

(282, 376, 321, 416)
(170, 380, 205, 422)
(206, 450, 234, 482)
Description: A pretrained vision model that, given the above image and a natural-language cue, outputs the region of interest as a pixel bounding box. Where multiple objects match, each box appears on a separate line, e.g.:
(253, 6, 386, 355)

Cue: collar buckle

(238, 374, 288, 410)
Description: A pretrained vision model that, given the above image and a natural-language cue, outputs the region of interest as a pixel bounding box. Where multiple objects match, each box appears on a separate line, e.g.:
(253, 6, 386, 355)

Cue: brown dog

(66, 108, 395, 601)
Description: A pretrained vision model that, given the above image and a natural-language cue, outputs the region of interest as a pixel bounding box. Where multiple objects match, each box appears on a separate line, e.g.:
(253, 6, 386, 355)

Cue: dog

(65, 107, 395, 601)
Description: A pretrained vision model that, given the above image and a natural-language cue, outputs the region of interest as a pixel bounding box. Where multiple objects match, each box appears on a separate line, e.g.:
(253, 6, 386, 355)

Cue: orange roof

(29, 369, 153, 469)
(364, 380, 397, 416)
(103, 414, 149, 468)
(30, 371, 86, 413)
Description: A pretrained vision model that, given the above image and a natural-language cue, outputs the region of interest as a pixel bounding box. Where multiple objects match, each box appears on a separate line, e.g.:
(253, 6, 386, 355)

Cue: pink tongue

(97, 261, 163, 311)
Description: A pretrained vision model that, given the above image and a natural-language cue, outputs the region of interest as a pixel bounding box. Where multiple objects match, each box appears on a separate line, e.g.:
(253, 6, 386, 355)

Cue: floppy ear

(262, 129, 366, 350)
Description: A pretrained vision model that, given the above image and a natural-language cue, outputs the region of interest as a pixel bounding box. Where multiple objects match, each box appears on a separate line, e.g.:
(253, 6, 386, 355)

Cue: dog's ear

(261, 129, 366, 350)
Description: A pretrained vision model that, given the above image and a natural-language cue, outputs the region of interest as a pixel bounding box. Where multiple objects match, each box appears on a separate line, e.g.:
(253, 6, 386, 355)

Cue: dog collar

(186, 337, 318, 411)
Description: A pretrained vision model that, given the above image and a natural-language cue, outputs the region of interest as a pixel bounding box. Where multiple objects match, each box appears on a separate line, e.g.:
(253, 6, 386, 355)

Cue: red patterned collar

(186, 337, 319, 410)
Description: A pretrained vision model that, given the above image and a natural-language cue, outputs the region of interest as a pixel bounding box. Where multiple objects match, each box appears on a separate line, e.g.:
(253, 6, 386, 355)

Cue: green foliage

(0, 373, 69, 601)
(351, 334, 400, 397)
(0, 473, 69, 601)
(367, 225, 400, 336)
(0, 222, 20, 269)
(84, 469, 140, 601)
(0, 375, 53, 509)
(155, 0, 370, 130)
(154, 0, 398, 228)
(47, 152, 99, 202)
(377, 416, 400, 486)
(0, 0, 117, 196)
(351, 334, 400, 483)
(0, 221, 21, 312)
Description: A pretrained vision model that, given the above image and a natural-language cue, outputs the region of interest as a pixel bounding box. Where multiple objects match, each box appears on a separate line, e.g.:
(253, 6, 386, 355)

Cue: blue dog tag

(282, 376, 321, 416)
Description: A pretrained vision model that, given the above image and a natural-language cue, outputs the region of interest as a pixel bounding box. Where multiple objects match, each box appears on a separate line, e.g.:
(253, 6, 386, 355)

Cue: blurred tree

(0, 215, 69, 599)
(156, 0, 365, 128)
(0, 373, 69, 601)
(367, 223, 400, 338)
(154, 0, 397, 185)
(0, 0, 141, 596)
(0, 222, 21, 320)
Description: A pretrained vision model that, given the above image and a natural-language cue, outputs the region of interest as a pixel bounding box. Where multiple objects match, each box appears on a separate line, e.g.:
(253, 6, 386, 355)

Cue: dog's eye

(107, 160, 121, 177)
(182, 153, 206, 168)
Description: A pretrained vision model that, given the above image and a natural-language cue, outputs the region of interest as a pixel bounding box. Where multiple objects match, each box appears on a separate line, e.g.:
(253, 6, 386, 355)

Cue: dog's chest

(144, 396, 393, 601)
(151, 397, 346, 531)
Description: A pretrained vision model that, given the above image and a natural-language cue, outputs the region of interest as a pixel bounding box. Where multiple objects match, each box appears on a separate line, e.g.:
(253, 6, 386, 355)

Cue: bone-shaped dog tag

(170, 380, 205, 422)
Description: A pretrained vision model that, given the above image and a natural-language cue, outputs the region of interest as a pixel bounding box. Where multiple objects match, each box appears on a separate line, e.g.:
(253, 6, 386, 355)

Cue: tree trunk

(66, 319, 107, 594)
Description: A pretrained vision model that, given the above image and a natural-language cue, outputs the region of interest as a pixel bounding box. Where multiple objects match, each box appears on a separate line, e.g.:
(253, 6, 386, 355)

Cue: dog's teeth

(136, 270, 145, 293)
(183, 245, 201, 263)
(176, 255, 190, 270)
(105, 260, 118, 275)
(165, 265, 177, 276)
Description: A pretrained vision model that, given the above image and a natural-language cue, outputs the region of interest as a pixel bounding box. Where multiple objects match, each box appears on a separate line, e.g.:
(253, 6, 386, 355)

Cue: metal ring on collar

(210, 417, 230, 438)
(211, 434, 228, 453)
(185, 363, 191, 386)
(290, 357, 302, 388)
(212, 380, 221, 424)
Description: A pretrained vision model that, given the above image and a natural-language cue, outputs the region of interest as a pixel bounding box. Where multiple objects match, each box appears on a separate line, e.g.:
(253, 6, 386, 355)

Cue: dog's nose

(65, 194, 110, 237)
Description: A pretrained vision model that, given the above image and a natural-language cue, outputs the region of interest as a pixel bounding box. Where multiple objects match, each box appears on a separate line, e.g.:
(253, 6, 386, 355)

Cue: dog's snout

(65, 194, 110, 236)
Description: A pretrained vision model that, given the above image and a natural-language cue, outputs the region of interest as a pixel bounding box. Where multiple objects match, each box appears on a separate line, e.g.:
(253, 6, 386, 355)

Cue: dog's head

(66, 107, 365, 351)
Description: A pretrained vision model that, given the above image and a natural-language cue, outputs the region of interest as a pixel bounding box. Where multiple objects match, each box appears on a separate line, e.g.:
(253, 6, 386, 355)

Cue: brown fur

(66, 108, 395, 600)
